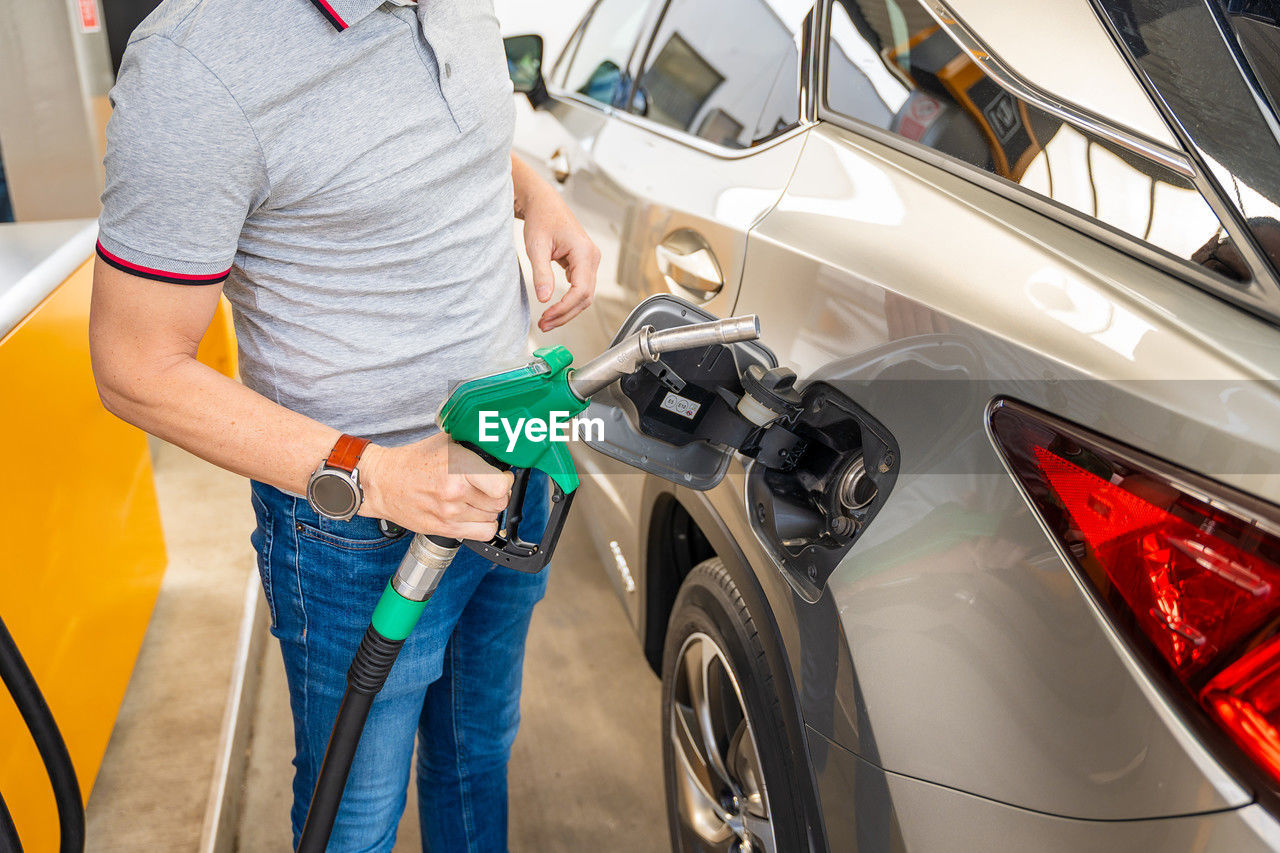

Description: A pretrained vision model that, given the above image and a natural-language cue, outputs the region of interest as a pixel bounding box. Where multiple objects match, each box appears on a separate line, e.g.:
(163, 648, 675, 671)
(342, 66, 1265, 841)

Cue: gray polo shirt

(98, 0, 528, 445)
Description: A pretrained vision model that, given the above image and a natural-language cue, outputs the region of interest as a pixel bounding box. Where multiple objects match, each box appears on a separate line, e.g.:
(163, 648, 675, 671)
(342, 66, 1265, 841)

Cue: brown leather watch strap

(326, 434, 370, 473)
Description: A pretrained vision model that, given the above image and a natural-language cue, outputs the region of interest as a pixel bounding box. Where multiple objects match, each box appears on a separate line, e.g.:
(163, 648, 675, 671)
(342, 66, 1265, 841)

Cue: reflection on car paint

(827, 0, 1241, 284)
(1097, 0, 1280, 284)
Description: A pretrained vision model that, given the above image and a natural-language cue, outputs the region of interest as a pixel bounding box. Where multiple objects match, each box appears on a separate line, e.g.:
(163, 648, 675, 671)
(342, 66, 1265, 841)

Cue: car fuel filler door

(583, 295, 900, 594)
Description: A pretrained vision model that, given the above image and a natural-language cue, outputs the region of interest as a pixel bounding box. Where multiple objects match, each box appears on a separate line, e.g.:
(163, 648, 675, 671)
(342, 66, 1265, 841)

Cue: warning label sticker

(78, 0, 101, 33)
(659, 391, 701, 420)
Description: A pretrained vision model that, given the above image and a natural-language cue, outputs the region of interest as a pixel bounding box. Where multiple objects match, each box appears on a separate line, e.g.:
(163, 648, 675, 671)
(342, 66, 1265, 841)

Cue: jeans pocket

(249, 487, 279, 630)
(294, 520, 407, 552)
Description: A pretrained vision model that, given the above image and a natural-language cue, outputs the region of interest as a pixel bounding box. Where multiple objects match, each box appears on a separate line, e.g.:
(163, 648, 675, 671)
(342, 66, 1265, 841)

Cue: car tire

(661, 557, 806, 853)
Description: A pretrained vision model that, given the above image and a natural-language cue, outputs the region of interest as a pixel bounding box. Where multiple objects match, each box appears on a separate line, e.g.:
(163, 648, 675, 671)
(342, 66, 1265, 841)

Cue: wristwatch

(307, 434, 371, 522)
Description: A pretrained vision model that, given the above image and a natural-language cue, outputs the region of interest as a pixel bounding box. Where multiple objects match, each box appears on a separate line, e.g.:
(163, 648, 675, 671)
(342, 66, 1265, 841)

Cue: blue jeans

(249, 472, 550, 852)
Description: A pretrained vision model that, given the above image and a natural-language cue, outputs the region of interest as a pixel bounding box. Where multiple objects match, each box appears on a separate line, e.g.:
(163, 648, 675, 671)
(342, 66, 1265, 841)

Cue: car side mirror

(503, 34, 550, 109)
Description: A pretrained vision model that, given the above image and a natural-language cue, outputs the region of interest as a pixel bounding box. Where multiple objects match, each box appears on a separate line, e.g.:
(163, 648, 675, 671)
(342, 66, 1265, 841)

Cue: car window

(1095, 0, 1280, 287)
(561, 0, 651, 109)
(551, 18, 586, 89)
(635, 0, 812, 149)
(825, 0, 1248, 285)
(1230, 13, 1280, 124)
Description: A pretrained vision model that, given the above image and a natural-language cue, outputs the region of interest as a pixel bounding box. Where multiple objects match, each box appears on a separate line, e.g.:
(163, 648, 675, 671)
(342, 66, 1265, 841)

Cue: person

(87, 0, 600, 849)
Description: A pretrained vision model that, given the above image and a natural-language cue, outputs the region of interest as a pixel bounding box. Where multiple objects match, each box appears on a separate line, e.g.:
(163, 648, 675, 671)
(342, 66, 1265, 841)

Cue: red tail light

(990, 400, 1280, 789)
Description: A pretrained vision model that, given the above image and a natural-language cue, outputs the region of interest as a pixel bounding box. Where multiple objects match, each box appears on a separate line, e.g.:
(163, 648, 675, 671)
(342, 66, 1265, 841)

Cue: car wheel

(661, 557, 805, 853)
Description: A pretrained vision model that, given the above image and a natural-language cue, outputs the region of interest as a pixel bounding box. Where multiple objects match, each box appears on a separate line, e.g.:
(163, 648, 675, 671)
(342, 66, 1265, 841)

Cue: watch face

(309, 472, 359, 518)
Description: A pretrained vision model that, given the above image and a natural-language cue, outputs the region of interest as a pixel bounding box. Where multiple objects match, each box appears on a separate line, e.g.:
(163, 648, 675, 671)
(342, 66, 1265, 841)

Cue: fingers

(462, 477, 513, 517)
(434, 482, 506, 540)
(538, 243, 599, 331)
(368, 437, 514, 539)
(433, 518, 502, 542)
(566, 236, 600, 294)
(538, 288, 585, 331)
(466, 469, 515, 501)
(539, 290, 592, 332)
(449, 499, 507, 527)
(431, 479, 506, 539)
(526, 234, 555, 303)
(399, 507, 500, 542)
(411, 479, 506, 540)
(447, 443, 513, 514)
(450, 444, 514, 491)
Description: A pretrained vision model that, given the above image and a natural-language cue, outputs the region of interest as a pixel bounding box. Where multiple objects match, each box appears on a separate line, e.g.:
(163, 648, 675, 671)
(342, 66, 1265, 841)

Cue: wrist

(355, 443, 389, 519)
(306, 434, 375, 521)
(515, 175, 559, 221)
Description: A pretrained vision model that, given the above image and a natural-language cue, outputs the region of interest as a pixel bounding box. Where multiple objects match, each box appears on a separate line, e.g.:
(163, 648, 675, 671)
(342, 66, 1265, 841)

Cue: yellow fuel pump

(0, 233, 236, 850)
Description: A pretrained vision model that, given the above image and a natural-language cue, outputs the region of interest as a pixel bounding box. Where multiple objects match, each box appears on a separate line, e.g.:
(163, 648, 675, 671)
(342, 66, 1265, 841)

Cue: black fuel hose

(299, 532, 462, 851)
(297, 624, 406, 852)
(0, 615, 84, 853)
(0, 788, 23, 852)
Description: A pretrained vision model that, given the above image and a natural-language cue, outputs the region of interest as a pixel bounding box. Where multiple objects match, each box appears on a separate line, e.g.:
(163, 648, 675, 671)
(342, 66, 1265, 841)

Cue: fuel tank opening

(837, 455, 877, 512)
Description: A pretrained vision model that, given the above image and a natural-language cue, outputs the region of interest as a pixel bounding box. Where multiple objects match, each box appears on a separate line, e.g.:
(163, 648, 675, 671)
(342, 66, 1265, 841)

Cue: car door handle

(548, 149, 571, 184)
(655, 232, 724, 296)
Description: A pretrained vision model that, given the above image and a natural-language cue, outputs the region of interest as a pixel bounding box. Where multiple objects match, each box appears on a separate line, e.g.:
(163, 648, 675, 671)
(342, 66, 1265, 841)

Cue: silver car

(509, 0, 1280, 849)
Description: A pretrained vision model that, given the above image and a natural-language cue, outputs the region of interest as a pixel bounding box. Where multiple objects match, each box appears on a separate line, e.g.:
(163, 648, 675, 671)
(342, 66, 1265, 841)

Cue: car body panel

(568, 121, 808, 606)
(723, 122, 1280, 818)
(809, 727, 1280, 852)
(516, 3, 815, 618)
(641, 473, 837, 844)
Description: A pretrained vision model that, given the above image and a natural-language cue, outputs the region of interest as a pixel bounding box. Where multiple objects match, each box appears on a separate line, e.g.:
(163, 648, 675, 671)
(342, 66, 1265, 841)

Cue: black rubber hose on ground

(297, 625, 405, 852)
(0, 788, 23, 853)
(0, 615, 84, 853)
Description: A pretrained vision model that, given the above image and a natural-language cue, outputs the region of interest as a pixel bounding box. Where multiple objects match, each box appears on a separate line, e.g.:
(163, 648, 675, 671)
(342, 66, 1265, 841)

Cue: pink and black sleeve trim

(96, 240, 231, 285)
(307, 0, 348, 31)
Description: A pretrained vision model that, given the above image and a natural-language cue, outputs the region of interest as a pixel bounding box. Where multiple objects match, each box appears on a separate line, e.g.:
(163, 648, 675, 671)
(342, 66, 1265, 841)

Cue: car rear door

(526, 0, 819, 614)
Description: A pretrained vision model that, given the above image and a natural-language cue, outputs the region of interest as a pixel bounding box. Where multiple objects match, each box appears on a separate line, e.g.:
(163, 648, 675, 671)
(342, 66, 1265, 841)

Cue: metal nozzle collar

(567, 314, 761, 401)
(392, 534, 459, 601)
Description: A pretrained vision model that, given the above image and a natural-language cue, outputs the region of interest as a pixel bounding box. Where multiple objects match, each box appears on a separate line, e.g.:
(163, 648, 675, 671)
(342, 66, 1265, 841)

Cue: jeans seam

(451, 638, 478, 851)
(290, 492, 313, 813)
(260, 500, 277, 627)
(265, 527, 276, 626)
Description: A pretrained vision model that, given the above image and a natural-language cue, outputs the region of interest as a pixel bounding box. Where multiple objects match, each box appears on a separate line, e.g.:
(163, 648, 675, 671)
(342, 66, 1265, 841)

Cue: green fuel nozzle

(373, 312, 763, 635)
(437, 344, 587, 494)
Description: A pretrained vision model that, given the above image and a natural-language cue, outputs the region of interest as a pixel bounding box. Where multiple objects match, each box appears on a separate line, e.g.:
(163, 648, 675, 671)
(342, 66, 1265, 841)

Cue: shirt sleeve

(97, 35, 269, 285)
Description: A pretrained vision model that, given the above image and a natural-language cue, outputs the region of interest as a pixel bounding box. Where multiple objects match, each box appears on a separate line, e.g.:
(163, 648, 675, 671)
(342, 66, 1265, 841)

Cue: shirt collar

(306, 0, 387, 32)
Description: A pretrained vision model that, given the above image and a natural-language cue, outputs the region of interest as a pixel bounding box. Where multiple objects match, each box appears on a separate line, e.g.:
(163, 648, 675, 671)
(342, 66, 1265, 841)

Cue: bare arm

(89, 260, 512, 539)
(511, 152, 600, 331)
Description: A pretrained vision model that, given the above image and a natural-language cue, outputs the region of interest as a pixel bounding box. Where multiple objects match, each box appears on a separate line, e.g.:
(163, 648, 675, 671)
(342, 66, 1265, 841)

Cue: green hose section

(370, 582, 429, 642)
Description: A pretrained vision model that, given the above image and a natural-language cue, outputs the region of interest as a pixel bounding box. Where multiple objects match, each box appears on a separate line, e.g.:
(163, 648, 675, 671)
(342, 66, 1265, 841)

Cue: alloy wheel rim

(670, 631, 775, 853)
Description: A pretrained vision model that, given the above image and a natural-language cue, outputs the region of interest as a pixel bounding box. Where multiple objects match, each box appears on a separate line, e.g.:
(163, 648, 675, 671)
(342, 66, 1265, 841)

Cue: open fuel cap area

(581, 295, 778, 491)
(581, 295, 900, 596)
(743, 381, 900, 597)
